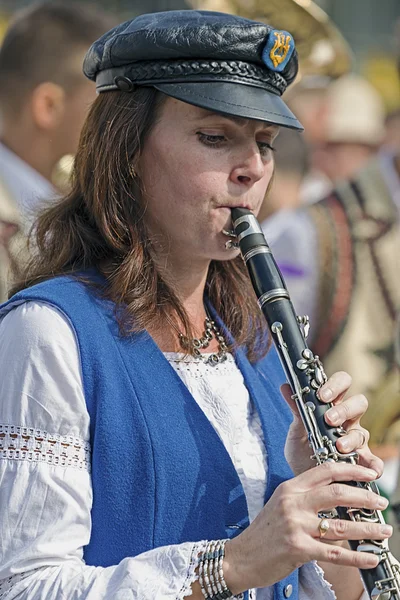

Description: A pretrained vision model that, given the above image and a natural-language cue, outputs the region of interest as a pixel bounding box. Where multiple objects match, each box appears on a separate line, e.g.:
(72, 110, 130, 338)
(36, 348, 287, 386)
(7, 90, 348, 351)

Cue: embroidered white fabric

(165, 353, 267, 525)
(0, 302, 368, 599)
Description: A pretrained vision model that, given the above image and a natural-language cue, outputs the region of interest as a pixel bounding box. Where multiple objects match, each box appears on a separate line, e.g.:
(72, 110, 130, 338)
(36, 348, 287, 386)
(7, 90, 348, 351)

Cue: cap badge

(262, 30, 294, 72)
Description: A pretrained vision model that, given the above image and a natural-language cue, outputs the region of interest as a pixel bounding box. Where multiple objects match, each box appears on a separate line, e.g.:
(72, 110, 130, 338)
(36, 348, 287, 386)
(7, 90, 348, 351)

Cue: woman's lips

(218, 204, 251, 210)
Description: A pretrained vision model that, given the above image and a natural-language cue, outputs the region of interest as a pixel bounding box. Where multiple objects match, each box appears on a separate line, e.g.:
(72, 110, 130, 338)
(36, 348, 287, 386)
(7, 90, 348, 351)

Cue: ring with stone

(318, 518, 330, 538)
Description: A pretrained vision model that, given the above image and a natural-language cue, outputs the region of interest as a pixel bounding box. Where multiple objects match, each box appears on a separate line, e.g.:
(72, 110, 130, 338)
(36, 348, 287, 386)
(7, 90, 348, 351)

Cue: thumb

(280, 383, 302, 420)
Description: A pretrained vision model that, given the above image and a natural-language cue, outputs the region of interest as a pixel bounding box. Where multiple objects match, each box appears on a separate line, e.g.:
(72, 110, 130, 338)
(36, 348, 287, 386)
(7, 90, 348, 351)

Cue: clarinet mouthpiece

(231, 207, 251, 222)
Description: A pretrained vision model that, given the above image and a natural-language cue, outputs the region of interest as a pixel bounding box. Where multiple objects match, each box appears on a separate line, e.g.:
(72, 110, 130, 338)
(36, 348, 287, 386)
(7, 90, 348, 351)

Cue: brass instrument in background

(188, 0, 353, 81)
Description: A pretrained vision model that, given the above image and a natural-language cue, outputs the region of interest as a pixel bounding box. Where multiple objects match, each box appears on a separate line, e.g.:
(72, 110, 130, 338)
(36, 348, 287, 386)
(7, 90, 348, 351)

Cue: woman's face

(138, 97, 278, 266)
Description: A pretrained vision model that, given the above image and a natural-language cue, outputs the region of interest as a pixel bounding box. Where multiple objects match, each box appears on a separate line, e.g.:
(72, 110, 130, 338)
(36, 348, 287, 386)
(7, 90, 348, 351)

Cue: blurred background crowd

(0, 0, 399, 554)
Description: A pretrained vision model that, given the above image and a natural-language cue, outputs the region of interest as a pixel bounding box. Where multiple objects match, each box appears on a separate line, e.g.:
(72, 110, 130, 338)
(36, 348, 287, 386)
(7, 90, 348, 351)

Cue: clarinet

(229, 207, 400, 600)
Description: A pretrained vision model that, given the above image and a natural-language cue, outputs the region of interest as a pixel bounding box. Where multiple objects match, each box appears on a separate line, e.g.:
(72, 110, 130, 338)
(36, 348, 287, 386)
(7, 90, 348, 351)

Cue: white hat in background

(324, 73, 386, 144)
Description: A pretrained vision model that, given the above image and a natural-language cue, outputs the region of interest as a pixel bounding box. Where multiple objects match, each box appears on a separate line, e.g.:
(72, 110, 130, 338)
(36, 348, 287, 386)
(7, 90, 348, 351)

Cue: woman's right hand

(222, 462, 392, 594)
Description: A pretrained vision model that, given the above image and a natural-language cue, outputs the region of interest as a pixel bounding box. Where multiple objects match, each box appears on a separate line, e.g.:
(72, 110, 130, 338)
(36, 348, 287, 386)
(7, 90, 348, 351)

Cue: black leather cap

(83, 10, 303, 130)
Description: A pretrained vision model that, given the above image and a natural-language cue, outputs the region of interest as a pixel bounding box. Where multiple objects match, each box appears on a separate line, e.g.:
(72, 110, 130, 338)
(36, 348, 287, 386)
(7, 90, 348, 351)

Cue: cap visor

(153, 81, 303, 131)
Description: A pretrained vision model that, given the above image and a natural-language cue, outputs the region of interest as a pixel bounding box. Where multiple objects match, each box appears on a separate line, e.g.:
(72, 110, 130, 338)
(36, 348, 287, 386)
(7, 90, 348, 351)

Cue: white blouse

(0, 301, 365, 599)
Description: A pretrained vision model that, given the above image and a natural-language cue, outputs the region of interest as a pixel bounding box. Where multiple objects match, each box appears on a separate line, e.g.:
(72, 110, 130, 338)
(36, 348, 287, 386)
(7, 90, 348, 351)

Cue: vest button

(284, 584, 293, 598)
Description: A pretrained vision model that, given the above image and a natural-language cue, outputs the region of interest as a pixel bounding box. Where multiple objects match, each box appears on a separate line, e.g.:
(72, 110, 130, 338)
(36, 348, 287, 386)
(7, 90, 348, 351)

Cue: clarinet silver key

(231, 207, 400, 600)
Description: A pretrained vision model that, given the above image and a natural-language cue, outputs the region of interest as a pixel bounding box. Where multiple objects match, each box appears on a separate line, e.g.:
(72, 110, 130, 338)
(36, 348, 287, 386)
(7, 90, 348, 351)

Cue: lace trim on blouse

(164, 352, 237, 374)
(0, 423, 91, 471)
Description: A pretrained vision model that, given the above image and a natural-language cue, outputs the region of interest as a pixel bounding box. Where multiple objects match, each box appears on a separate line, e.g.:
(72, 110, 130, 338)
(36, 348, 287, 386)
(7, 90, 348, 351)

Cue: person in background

(262, 72, 400, 490)
(383, 108, 400, 153)
(386, 312, 400, 557)
(257, 126, 311, 223)
(257, 127, 313, 293)
(313, 74, 386, 185)
(279, 79, 332, 206)
(0, 10, 388, 600)
(0, 1, 116, 301)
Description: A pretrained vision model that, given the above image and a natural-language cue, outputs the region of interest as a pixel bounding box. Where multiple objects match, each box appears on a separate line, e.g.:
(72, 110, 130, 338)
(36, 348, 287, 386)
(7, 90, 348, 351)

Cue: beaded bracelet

(198, 539, 233, 600)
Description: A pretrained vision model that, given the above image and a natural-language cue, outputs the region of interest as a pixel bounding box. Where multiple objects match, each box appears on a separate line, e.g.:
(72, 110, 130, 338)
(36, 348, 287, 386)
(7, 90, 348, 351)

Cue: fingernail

(366, 556, 380, 568)
(381, 525, 393, 536)
(378, 497, 389, 509)
(367, 469, 379, 478)
(320, 388, 333, 402)
(340, 438, 349, 450)
(326, 408, 339, 424)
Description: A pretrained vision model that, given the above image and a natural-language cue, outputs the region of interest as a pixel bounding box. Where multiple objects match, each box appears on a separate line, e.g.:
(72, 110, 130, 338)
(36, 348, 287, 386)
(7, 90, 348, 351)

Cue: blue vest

(0, 275, 299, 599)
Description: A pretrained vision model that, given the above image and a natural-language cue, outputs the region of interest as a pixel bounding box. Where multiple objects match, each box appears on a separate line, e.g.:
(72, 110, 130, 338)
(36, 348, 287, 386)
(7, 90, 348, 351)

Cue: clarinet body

(230, 207, 400, 600)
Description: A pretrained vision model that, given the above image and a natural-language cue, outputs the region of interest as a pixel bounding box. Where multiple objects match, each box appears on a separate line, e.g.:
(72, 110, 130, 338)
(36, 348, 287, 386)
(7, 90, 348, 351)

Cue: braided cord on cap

(96, 59, 287, 95)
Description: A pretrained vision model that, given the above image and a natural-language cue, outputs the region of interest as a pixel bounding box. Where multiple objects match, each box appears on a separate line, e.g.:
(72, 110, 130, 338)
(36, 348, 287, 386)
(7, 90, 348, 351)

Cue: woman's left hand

(282, 371, 384, 478)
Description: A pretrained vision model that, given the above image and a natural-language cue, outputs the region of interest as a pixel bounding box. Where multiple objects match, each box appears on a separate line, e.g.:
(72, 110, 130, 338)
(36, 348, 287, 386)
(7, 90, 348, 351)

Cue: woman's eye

(257, 141, 275, 157)
(197, 133, 275, 157)
(197, 133, 226, 147)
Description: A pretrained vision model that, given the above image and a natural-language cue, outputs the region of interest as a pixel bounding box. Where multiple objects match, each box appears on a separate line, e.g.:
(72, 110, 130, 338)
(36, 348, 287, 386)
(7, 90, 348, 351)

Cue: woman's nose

(229, 149, 267, 185)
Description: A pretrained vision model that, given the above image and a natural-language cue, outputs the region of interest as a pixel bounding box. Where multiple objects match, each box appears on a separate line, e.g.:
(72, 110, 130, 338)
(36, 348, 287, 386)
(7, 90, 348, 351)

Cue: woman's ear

(30, 82, 66, 131)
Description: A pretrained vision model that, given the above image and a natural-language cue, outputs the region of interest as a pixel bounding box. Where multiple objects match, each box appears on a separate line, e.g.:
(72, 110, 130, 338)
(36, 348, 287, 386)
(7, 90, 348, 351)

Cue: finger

(335, 426, 369, 454)
(356, 447, 385, 479)
(310, 516, 392, 542)
(292, 461, 378, 493)
(307, 539, 381, 570)
(309, 482, 389, 513)
(318, 371, 352, 404)
(324, 394, 368, 427)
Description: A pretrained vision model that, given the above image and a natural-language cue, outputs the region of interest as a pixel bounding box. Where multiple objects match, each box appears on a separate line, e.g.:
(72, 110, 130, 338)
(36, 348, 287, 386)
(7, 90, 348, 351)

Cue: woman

(0, 10, 391, 600)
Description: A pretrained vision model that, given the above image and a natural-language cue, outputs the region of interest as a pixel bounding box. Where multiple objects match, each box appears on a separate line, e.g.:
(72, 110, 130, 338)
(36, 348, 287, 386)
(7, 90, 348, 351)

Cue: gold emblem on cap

(269, 32, 292, 69)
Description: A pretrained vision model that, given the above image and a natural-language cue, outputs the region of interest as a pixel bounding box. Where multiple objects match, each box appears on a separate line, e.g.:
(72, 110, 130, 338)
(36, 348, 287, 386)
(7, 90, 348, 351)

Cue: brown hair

(0, 1, 116, 114)
(12, 88, 270, 363)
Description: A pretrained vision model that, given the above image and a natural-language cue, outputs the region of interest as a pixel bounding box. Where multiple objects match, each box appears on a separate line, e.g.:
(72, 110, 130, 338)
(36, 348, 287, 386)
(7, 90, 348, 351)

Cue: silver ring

(347, 428, 367, 447)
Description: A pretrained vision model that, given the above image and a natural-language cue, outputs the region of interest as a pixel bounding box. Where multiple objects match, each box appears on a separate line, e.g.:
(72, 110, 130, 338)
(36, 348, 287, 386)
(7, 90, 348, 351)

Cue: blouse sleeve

(0, 301, 205, 600)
